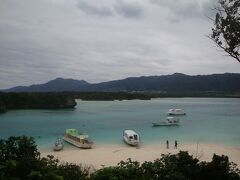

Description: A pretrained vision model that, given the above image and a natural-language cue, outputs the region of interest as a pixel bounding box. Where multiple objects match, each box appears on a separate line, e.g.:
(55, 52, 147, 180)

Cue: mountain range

(3, 73, 240, 92)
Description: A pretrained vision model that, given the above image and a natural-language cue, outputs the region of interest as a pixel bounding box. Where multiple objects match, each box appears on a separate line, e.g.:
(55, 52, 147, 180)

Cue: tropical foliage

(0, 136, 239, 180)
(210, 0, 240, 62)
(0, 92, 150, 113)
(0, 92, 77, 113)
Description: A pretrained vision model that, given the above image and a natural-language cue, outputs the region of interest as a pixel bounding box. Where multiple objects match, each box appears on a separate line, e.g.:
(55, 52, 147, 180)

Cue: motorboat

(53, 138, 64, 151)
(167, 108, 186, 115)
(63, 129, 93, 149)
(123, 130, 140, 146)
(152, 117, 180, 127)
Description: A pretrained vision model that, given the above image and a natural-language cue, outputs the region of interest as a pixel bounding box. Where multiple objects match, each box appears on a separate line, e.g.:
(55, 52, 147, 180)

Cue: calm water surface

(0, 98, 239, 149)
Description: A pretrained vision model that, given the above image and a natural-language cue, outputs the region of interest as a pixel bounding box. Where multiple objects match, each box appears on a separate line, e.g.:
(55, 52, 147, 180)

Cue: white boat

(152, 117, 180, 127)
(53, 138, 64, 151)
(63, 129, 93, 149)
(123, 130, 140, 146)
(167, 108, 186, 115)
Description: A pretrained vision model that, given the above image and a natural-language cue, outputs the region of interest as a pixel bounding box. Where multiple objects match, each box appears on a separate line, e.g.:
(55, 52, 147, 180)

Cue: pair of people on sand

(166, 140, 177, 149)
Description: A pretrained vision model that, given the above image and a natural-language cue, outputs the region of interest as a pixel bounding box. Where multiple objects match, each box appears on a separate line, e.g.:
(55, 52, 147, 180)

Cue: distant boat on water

(167, 109, 186, 115)
(53, 138, 64, 151)
(63, 129, 93, 149)
(152, 117, 180, 127)
(123, 130, 140, 146)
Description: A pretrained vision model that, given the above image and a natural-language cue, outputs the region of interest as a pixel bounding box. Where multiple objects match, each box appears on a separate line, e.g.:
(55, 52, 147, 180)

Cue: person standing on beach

(166, 140, 169, 149)
(174, 140, 178, 149)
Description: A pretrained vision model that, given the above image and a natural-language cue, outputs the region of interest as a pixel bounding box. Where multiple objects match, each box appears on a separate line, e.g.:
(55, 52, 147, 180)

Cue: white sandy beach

(41, 143, 240, 169)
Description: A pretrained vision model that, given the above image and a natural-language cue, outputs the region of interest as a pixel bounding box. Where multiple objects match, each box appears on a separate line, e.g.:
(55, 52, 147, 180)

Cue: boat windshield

(133, 135, 138, 140)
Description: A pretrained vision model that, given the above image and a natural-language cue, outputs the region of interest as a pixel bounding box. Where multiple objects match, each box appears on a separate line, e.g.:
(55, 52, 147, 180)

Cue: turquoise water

(0, 98, 240, 149)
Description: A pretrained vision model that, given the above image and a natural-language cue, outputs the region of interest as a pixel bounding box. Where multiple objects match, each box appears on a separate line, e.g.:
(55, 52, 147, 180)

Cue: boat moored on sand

(63, 129, 93, 149)
(152, 117, 180, 127)
(53, 138, 64, 151)
(123, 130, 140, 146)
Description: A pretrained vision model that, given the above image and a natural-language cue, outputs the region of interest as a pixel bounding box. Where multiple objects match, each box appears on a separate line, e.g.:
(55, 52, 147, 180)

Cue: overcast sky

(0, 0, 239, 89)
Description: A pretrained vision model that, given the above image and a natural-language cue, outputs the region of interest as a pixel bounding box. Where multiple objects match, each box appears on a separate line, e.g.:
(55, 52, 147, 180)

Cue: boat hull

(53, 138, 64, 151)
(53, 144, 64, 151)
(63, 136, 93, 149)
(123, 136, 140, 146)
(152, 122, 179, 127)
(167, 113, 186, 116)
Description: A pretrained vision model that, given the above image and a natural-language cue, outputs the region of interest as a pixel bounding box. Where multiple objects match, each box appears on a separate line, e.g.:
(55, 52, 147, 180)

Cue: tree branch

(208, 36, 240, 63)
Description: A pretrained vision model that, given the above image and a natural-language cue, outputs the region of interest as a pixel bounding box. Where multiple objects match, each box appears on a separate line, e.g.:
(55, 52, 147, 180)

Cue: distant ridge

(2, 73, 240, 92)
(5, 78, 90, 92)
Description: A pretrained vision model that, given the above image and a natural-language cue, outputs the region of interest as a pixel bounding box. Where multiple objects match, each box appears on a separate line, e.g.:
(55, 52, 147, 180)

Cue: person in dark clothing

(166, 140, 169, 149)
(174, 140, 178, 149)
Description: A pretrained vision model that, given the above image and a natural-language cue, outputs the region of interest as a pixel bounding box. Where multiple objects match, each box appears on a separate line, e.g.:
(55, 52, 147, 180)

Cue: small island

(1, 90, 240, 113)
(0, 92, 77, 113)
(0, 92, 151, 113)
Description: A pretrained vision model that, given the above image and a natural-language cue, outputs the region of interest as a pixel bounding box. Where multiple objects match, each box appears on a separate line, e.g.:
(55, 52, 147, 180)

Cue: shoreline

(40, 143, 240, 169)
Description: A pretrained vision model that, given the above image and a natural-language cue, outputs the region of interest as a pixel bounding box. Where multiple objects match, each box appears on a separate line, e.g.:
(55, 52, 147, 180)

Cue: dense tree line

(0, 92, 150, 113)
(1, 91, 240, 113)
(0, 136, 239, 180)
(0, 92, 77, 113)
(145, 91, 240, 98)
(71, 92, 150, 101)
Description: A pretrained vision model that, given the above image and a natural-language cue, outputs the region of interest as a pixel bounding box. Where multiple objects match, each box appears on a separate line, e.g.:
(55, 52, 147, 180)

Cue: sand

(41, 143, 240, 169)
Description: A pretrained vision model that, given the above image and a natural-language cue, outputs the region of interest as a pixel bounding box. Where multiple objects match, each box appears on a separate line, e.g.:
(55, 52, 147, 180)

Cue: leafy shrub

(0, 136, 239, 180)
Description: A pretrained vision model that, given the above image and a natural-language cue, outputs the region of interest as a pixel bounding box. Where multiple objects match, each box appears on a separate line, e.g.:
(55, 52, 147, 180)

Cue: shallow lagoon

(0, 98, 240, 149)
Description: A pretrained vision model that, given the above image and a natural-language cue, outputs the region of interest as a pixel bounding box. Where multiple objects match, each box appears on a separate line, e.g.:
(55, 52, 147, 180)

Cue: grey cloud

(150, 0, 217, 22)
(77, 0, 144, 19)
(201, 0, 218, 19)
(0, 0, 239, 89)
(77, 0, 114, 17)
(114, 0, 144, 19)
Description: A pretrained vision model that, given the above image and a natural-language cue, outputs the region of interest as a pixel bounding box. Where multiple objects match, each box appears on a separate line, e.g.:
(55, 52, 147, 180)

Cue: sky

(0, 0, 239, 89)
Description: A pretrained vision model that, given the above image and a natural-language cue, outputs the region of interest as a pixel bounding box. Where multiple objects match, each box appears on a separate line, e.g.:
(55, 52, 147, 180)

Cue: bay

(0, 98, 240, 149)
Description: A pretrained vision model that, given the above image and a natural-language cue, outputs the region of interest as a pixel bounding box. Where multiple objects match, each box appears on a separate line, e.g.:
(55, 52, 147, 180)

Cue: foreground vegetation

(0, 136, 239, 180)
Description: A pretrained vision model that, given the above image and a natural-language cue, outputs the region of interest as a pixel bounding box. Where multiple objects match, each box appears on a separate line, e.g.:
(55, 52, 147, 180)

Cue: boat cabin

(123, 130, 140, 146)
(167, 108, 186, 115)
(166, 117, 179, 123)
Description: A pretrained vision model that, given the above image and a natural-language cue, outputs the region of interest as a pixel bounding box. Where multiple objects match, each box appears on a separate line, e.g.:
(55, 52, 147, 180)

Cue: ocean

(0, 98, 239, 150)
